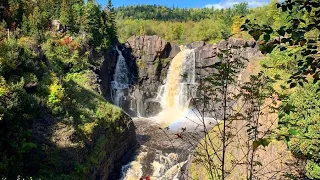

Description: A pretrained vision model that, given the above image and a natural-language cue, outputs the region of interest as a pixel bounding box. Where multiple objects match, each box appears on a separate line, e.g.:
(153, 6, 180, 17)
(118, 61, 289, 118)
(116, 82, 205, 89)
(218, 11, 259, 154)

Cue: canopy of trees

(115, 2, 289, 44)
(115, 4, 249, 22)
(0, 0, 120, 179)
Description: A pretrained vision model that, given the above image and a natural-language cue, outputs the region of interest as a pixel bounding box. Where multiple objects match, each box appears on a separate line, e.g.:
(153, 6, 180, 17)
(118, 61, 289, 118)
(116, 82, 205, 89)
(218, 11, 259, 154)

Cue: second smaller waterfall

(111, 47, 130, 107)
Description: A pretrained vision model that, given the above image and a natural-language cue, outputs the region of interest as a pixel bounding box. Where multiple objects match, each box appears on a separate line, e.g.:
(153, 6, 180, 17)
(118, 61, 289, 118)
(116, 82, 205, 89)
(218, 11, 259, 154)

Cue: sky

(98, 0, 271, 9)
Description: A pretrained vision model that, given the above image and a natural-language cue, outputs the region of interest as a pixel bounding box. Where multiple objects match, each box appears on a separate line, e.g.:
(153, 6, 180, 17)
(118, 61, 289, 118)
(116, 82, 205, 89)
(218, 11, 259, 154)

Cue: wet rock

(99, 35, 261, 118)
(124, 36, 175, 117)
(98, 47, 118, 102)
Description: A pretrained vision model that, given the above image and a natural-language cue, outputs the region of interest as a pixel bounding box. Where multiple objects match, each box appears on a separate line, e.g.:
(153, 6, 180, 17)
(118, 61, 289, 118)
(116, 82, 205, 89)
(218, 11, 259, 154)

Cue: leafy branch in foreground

(241, 0, 320, 87)
(242, 1, 320, 179)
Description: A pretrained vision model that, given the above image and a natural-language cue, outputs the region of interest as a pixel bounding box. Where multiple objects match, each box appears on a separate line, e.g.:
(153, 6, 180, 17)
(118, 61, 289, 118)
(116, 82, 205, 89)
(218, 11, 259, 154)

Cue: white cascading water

(120, 47, 201, 180)
(120, 146, 184, 180)
(111, 47, 130, 107)
(155, 46, 199, 127)
(161, 47, 196, 110)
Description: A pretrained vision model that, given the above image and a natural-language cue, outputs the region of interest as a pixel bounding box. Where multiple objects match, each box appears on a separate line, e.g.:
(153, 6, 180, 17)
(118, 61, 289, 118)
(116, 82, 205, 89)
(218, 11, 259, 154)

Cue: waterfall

(155, 47, 198, 126)
(118, 47, 216, 180)
(111, 47, 130, 107)
(160, 47, 197, 111)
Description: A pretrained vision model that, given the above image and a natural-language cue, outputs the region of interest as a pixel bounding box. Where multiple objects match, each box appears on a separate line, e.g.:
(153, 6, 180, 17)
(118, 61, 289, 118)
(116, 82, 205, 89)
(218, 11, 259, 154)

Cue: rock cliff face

(27, 47, 137, 179)
(89, 35, 261, 179)
(31, 111, 136, 180)
(99, 48, 118, 102)
(117, 35, 261, 117)
(90, 114, 136, 180)
(123, 35, 181, 116)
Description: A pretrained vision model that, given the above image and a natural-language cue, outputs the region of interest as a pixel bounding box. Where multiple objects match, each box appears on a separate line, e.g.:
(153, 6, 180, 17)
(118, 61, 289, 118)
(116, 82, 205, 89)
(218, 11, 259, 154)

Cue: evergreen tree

(99, 11, 110, 50)
(21, 14, 29, 35)
(105, 0, 117, 43)
(70, 0, 84, 31)
(82, 1, 101, 47)
(29, 6, 42, 33)
(60, 0, 72, 29)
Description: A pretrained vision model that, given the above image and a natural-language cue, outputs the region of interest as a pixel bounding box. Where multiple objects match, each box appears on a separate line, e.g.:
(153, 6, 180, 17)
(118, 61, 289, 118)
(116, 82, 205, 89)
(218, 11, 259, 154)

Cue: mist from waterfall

(111, 47, 129, 107)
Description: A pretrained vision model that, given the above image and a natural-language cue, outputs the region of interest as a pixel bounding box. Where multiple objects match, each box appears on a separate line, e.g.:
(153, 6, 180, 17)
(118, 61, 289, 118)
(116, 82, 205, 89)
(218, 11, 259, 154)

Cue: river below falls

(108, 47, 215, 180)
(112, 118, 208, 180)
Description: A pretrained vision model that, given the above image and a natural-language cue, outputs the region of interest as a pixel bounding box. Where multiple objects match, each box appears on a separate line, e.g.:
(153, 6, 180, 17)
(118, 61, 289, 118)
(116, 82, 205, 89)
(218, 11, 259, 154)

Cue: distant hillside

(116, 2, 288, 44)
(115, 3, 249, 22)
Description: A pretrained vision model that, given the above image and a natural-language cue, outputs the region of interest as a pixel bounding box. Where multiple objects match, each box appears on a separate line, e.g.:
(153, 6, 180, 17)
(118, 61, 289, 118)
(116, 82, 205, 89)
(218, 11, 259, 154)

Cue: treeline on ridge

(116, 1, 288, 44)
(115, 3, 249, 22)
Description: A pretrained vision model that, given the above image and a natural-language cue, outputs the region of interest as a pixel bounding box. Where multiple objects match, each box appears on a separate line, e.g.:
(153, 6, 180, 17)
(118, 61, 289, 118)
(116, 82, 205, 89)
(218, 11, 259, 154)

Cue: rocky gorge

(97, 35, 262, 179)
(100, 35, 261, 118)
(14, 35, 262, 180)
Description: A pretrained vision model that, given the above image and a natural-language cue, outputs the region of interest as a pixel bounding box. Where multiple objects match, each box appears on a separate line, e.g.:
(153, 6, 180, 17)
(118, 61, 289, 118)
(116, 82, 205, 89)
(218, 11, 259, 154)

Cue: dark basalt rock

(29, 110, 136, 180)
(112, 36, 261, 117)
(99, 36, 261, 117)
(122, 36, 182, 117)
(91, 35, 262, 179)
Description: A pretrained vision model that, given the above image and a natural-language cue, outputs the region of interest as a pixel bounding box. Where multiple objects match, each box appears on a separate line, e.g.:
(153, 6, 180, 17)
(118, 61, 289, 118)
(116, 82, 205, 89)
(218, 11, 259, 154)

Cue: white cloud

(205, 0, 269, 9)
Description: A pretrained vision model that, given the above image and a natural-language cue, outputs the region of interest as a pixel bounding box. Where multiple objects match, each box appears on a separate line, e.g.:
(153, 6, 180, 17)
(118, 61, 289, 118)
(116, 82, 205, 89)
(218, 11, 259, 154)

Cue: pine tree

(21, 14, 29, 35)
(60, 0, 72, 29)
(105, 0, 117, 43)
(99, 11, 110, 50)
(29, 6, 42, 33)
(82, 1, 101, 47)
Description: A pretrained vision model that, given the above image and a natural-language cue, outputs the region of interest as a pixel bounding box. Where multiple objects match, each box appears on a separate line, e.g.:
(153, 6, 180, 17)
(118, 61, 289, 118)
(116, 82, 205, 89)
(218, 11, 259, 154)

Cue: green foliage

(116, 2, 289, 43)
(252, 138, 271, 151)
(0, 0, 123, 179)
(29, 6, 43, 34)
(81, 1, 101, 47)
(0, 39, 20, 74)
(260, 47, 320, 180)
(115, 3, 253, 43)
(306, 160, 320, 179)
(117, 19, 228, 44)
(48, 76, 64, 111)
(0, 76, 39, 178)
(43, 35, 88, 73)
(21, 15, 30, 36)
(115, 4, 250, 22)
(279, 82, 320, 179)
(242, 0, 320, 86)
(60, 0, 73, 29)
(243, 1, 320, 178)
(193, 19, 225, 43)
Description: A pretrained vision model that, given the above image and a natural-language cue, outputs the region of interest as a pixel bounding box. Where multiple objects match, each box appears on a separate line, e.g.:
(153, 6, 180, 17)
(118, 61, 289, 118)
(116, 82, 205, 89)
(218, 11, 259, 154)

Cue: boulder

(50, 20, 65, 32)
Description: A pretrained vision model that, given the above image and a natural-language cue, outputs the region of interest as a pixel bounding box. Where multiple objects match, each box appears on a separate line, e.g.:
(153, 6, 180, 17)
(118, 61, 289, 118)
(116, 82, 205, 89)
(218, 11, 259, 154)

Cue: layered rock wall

(119, 35, 261, 117)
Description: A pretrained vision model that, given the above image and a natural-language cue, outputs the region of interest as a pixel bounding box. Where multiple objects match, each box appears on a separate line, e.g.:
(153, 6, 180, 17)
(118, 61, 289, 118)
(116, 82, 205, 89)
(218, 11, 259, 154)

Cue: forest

(0, 0, 319, 179)
(0, 0, 123, 179)
(115, 2, 287, 43)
